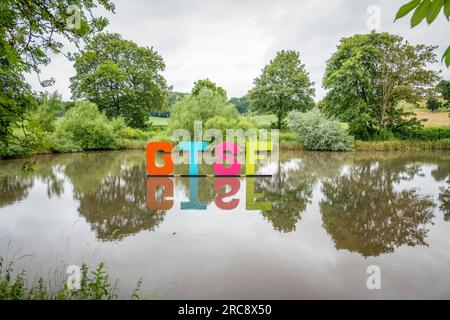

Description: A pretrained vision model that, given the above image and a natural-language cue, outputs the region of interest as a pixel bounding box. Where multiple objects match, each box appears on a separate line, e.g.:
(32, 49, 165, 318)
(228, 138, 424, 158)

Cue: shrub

(396, 126, 450, 141)
(168, 90, 239, 134)
(426, 98, 442, 112)
(287, 109, 354, 151)
(52, 101, 118, 151)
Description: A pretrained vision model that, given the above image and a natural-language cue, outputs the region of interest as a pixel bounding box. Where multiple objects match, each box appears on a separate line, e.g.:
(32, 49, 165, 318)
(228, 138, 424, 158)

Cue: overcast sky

(26, 0, 450, 101)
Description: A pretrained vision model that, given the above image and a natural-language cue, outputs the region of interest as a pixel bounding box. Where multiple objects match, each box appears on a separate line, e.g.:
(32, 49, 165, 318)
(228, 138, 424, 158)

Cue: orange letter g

(146, 142, 174, 175)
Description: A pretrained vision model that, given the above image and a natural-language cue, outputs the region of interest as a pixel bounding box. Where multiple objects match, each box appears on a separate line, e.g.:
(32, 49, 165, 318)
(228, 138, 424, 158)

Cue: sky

(26, 0, 450, 101)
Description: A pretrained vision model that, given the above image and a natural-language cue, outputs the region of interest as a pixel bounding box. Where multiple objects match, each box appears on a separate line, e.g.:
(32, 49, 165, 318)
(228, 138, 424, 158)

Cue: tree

(229, 96, 251, 114)
(437, 80, 450, 106)
(248, 50, 315, 129)
(323, 32, 440, 139)
(395, 0, 450, 67)
(191, 79, 227, 100)
(426, 97, 442, 112)
(168, 90, 239, 135)
(0, 0, 114, 149)
(70, 33, 168, 128)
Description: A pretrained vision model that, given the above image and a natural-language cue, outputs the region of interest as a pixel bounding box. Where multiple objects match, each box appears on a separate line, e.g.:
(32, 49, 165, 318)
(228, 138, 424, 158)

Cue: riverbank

(2, 137, 450, 160)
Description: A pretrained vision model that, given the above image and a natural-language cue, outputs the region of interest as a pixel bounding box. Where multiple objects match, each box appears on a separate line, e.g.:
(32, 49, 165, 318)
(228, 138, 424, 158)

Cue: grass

(148, 116, 169, 126)
(354, 139, 450, 151)
(411, 108, 450, 127)
(0, 257, 142, 300)
(245, 114, 277, 128)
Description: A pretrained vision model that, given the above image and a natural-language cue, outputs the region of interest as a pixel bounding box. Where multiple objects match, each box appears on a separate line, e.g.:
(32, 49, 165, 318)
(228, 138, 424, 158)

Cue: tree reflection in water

(431, 161, 450, 221)
(63, 153, 167, 241)
(255, 152, 348, 233)
(320, 157, 435, 257)
(1, 151, 450, 249)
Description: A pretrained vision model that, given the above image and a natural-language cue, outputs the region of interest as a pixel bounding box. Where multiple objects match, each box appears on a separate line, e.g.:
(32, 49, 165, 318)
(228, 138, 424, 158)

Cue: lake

(1, 150, 450, 299)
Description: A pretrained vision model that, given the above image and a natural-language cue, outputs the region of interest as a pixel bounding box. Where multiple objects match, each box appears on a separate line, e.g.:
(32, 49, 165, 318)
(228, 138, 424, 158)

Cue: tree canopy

(229, 96, 251, 114)
(70, 33, 168, 128)
(438, 80, 450, 106)
(0, 0, 114, 149)
(191, 79, 227, 100)
(248, 50, 315, 129)
(322, 32, 440, 139)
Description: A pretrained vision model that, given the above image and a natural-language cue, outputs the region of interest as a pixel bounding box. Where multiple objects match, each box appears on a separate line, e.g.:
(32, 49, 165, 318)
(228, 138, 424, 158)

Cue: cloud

(26, 0, 450, 101)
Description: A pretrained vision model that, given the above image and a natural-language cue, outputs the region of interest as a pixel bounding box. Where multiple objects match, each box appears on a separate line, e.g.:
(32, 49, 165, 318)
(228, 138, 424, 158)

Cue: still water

(1, 150, 450, 299)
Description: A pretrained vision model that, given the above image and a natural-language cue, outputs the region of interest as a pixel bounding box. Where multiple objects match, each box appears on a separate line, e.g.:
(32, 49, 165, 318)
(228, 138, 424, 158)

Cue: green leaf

(444, 0, 450, 19)
(443, 45, 450, 67)
(411, 0, 432, 27)
(427, 0, 444, 24)
(395, 0, 421, 20)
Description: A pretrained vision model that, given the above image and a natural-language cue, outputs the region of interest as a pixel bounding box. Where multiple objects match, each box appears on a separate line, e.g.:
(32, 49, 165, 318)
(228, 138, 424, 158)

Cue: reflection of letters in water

(147, 177, 272, 211)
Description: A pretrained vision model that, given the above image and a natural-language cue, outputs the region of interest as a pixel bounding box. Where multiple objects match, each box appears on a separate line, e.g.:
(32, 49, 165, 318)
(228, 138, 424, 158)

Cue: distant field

(149, 107, 449, 129)
(149, 116, 168, 126)
(246, 114, 277, 127)
(411, 108, 450, 127)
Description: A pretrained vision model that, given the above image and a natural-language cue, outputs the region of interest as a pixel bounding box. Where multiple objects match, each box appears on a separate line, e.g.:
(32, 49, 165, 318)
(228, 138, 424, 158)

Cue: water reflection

(255, 153, 348, 233)
(320, 158, 435, 257)
(1, 151, 450, 257)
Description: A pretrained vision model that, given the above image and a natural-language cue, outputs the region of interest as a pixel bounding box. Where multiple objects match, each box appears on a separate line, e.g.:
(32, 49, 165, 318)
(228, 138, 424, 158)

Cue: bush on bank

(50, 101, 119, 152)
(287, 109, 354, 151)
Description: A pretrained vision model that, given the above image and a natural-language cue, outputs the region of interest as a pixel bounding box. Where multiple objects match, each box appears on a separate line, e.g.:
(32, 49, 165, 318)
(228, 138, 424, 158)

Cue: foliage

(396, 125, 450, 140)
(204, 115, 256, 134)
(248, 50, 315, 129)
(395, 0, 450, 66)
(287, 109, 354, 151)
(229, 96, 251, 114)
(426, 97, 442, 112)
(0, 0, 114, 148)
(191, 79, 227, 100)
(29, 92, 65, 133)
(169, 90, 239, 135)
(323, 32, 440, 140)
(0, 257, 141, 300)
(70, 33, 168, 128)
(52, 101, 118, 152)
(0, 67, 37, 152)
(437, 80, 450, 106)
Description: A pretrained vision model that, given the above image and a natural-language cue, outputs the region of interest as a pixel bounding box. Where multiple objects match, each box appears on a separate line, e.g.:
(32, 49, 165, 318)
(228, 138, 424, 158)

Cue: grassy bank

(0, 257, 141, 300)
(354, 139, 450, 151)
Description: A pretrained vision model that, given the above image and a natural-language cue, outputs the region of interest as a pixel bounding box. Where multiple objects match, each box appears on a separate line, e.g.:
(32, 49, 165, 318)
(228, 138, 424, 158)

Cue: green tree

(191, 79, 227, 100)
(70, 33, 168, 128)
(229, 96, 251, 114)
(169, 90, 239, 135)
(30, 92, 65, 132)
(426, 97, 442, 112)
(395, 0, 450, 66)
(323, 32, 440, 139)
(437, 80, 450, 106)
(248, 50, 315, 129)
(0, 0, 114, 150)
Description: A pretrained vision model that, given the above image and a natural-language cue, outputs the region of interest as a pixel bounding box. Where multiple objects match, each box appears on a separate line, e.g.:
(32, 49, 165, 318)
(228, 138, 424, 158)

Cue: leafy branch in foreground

(395, 0, 450, 66)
